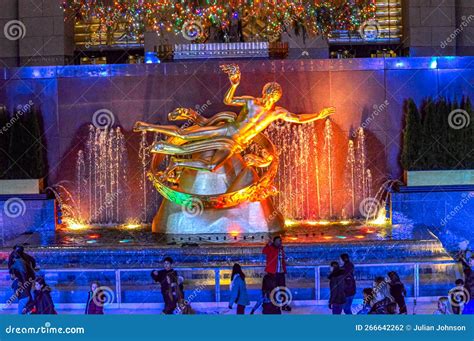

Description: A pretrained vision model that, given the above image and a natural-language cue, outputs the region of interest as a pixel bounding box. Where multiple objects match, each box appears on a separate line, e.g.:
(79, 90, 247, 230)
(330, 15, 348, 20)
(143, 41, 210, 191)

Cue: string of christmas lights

(62, 0, 377, 42)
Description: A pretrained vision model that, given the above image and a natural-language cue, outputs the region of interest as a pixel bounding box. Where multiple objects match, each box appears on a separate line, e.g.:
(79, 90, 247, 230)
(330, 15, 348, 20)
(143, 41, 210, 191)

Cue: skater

(433, 297, 451, 315)
(25, 277, 56, 314)
(451, 279, 465, 314)
(357, 288, 376, 315)
(386, 302, 398, 314)
(9, 248, 36, 286)
(85, 281, 104, 314)
(151, 257, 182, 314)
(228, 263, 250, 314)
(8, 245, 37, 274)
(462, 255, 474, 314)
(250, 273, 281, 315)
(328, 261, 346, 315)
(387, 271, 407, 314)
(262, 236, 291, 311)
(340, 253, 356, 314)
(369, 277, 393, 314)
(9, 270, 32, 314)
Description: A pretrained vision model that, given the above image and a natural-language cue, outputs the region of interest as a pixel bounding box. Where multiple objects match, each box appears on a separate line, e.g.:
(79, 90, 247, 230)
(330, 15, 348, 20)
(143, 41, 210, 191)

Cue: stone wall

(0, 0, 19, 67)
(403, 0, 474, 56)
(0, 56, 472, 181)
(1, 1, 474, 67)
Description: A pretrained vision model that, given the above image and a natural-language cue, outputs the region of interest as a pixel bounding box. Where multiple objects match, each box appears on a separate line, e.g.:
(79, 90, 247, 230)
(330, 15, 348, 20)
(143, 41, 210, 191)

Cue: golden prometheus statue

(134, 64, 334, 235)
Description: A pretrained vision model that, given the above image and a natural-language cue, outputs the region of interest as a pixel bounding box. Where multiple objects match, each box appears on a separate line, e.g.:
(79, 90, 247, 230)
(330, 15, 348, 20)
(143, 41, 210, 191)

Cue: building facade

(0, 0, 473, 66)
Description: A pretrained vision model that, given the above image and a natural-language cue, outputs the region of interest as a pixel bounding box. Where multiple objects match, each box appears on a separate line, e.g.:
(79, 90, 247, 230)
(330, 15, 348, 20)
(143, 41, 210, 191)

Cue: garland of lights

(62, 0, 377, 41)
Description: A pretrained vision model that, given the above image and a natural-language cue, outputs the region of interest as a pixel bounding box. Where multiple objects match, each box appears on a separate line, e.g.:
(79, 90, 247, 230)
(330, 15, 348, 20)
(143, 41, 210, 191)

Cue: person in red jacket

(262, 236, 291, 311)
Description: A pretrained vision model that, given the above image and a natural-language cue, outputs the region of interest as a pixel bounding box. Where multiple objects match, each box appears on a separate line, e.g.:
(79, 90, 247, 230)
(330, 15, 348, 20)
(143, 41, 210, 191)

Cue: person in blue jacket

(228, 263, 250, 314)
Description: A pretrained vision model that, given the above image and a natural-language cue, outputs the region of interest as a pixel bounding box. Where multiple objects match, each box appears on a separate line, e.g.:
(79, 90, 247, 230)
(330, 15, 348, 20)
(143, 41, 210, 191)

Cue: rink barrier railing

(0, 260, 458, 309)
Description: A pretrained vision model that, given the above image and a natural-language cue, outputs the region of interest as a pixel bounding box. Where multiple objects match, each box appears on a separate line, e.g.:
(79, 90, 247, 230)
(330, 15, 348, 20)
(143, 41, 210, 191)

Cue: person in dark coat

(451, 279, 464, 314)
(25, 277, 56, 314)
(328, 261, 346, 314)
(250, 273, 281, 315)
(262, 236, 291, 311)
(387, 271, 407, 314)
(386, 302, 398, 314)
(462, 256, 474, 314)
(340, 253, 356, 314)
(8, 245, 37, 275)
(85, 281, 104, 314)
(151, 257, 182, 314)
(9, 250, 36, 286)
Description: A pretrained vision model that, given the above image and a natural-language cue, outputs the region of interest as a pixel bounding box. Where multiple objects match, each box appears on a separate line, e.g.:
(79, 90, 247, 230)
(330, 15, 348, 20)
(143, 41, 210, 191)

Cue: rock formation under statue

(134, 64, 335, 234)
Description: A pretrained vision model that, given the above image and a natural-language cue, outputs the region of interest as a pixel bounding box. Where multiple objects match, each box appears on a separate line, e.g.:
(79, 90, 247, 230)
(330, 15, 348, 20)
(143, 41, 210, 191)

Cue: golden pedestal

(152, 154, 284, 234)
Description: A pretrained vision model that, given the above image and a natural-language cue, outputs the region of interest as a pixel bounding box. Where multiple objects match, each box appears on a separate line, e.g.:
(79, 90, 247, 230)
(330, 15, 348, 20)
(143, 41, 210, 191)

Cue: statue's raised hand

(220, 64, 241, 85)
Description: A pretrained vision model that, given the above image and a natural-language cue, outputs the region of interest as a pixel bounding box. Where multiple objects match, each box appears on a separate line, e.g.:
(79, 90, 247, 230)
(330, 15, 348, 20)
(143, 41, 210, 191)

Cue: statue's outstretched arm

(279, 106, 335, 124)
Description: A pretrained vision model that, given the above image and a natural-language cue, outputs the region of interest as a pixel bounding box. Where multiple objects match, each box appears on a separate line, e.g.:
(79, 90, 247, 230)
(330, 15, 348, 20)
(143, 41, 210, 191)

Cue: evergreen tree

(0, 106, 9, 178)
(7, 105, 29, 179)
(7, 103, 48, 179)
(419, 98, 435, 169)
(401, 99, 423, 171)
(465, 97, 474, 169)
(27, 104, 48, 179)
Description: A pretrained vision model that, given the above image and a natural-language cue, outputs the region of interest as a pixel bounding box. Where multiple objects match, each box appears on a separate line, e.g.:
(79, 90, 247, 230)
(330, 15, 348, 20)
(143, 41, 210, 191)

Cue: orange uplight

(123, 224, 141, 229)
(289, 237, 298, 241)
(65, 219, 89, 231)
(355, 235, 365, 239)
(88, 234, 100, 239)
(323, 236, 333, 240)
(229, 230, 240, 237)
